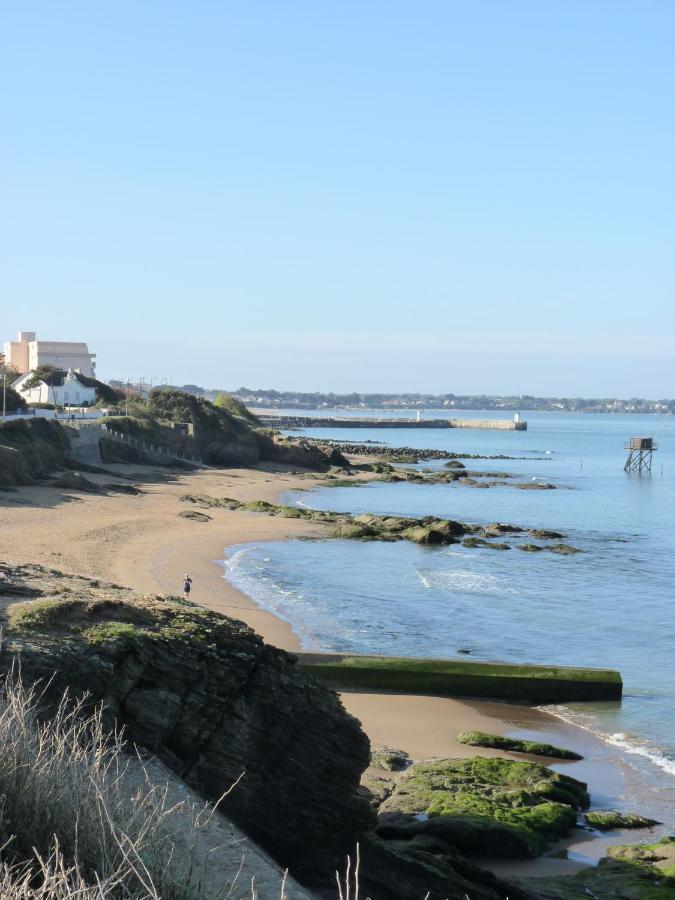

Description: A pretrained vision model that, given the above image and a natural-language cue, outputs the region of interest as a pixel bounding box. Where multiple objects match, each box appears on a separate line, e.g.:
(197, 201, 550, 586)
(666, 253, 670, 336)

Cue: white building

(3, 331, 96, 377)
(12, 369, 97, 408)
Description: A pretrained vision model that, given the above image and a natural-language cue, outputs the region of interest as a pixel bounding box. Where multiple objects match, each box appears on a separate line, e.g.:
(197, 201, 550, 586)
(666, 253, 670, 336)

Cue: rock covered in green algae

(370, 745, 410, 771)
(376, 810, 539, 858)
(462, 537, 511, 550)
(607, 835, 675, 870)
(585, 810, 660, 830)
(379, 757, 589, 857)
(514, 836, 675, 899)
(456, 731, 583, 761)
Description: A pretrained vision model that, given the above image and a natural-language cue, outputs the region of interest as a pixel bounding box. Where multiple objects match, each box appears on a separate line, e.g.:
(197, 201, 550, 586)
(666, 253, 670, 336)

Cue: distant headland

(123, 384, 675, 415)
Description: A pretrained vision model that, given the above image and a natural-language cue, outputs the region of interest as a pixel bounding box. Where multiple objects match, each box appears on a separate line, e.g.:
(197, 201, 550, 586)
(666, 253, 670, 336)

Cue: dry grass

(0, 671, 291, 898)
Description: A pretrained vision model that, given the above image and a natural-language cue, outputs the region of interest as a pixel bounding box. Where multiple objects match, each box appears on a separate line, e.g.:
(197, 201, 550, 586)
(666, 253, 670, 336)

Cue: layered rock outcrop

(0, 566, 373, 885)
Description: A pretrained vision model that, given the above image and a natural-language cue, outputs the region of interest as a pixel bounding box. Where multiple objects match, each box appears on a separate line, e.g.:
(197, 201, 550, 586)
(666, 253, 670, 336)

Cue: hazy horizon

(3, 2, 674, 395)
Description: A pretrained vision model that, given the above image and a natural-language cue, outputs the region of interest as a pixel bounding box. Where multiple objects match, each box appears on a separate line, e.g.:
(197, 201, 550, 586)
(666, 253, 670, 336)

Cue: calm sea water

(223, 411, 675, 824)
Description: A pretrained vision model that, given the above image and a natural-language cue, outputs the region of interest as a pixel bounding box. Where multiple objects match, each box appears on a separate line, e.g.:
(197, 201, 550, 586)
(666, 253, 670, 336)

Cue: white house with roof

(12, 369, 97, 407)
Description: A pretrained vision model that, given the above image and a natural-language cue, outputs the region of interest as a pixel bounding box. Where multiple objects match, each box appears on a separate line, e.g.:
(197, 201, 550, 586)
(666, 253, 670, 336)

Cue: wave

(223, 546, 255, 573)
(541, 704, 675, 779)
(416, 568, 518, 595)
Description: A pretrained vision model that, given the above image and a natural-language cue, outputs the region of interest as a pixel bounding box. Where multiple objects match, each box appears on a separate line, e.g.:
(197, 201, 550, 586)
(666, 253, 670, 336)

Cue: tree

(2, 384, 27, 413)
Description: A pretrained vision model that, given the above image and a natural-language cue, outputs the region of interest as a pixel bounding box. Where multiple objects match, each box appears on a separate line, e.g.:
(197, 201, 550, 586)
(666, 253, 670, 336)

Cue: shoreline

(0, 462, 668, 876)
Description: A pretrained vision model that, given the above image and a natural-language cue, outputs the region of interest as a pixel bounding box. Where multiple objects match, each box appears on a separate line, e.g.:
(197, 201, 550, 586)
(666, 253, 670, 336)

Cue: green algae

(456, 731, 583, 760)
(379, 757, 589, 857)
(585, 810, 660, 830)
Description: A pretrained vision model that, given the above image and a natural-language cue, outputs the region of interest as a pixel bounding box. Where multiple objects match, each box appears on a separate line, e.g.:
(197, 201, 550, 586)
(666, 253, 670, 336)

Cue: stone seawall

(296, 653, 623, 703)
(259, 415, 527, 431)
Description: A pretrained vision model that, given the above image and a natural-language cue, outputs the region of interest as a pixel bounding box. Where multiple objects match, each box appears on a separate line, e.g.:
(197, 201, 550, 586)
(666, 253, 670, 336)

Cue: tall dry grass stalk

(0, 671, 289, 898)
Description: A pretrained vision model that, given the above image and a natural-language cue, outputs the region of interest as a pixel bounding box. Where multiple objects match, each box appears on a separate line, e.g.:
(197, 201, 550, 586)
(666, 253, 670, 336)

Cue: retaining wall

(295, 653, 622, 703)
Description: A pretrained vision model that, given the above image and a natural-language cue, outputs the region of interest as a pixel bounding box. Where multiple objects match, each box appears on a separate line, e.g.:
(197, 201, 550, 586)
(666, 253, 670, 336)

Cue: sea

(223, 409, 675, 828)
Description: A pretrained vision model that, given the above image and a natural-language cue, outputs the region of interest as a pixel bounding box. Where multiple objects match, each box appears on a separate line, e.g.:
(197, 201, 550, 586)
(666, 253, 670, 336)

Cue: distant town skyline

(2, 3, 674, 395)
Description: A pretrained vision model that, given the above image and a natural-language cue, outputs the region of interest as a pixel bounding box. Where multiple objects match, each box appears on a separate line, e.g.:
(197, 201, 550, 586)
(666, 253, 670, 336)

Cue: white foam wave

(223, 546, 255, 573)
(416, 568, 516, 595)
(606, 733, 675, 777)
(540, 705, 675, 779)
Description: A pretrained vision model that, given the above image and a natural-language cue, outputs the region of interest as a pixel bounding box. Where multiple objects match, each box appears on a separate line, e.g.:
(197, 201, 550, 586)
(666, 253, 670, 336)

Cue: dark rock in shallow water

(463, 537, 511, 550)
(585, 809, 660, 830)
(513, 482, 557, 490)
(444, 459, 466, 469)
(529, 528, 565, 540)
(485, 523, 524, 534)
(547, 543, 582, 555)
(519, 543, 544, 552)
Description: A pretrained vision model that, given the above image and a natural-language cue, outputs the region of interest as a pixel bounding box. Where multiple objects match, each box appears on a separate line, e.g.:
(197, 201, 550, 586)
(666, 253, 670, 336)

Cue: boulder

(379, 757, 589, 857)
(585, 810, 660, 830)
(463, 537, 511, 550)
(456, 731, 583, 760)
(370, 746, 410, 771)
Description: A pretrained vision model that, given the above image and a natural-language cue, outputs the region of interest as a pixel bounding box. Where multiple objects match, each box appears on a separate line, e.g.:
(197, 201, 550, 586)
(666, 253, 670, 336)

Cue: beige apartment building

(3, 331, 96, 377)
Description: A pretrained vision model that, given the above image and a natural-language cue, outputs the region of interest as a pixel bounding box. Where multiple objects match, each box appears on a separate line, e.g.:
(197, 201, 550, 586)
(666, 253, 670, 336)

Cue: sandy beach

(0, 461, 660, 877)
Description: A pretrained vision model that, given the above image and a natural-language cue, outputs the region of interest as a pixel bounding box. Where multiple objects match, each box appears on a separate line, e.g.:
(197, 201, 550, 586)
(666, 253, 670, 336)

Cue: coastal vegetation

(0, 390, 346, 483)
(102, 388, 348, 469)
(0, 418, 72, 486)
(0, 676, 289, 899)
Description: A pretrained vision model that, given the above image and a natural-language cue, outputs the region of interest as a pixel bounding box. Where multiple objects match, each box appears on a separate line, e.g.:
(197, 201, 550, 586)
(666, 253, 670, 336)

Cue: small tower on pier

(624, 436, 657, 473)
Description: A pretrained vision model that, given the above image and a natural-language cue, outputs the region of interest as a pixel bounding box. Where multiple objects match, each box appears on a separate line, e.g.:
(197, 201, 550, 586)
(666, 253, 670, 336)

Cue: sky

(2, 1, 674, 396)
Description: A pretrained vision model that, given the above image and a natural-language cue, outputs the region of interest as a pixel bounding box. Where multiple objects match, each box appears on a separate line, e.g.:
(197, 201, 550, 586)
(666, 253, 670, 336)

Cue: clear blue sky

(2, 2, 674, 395)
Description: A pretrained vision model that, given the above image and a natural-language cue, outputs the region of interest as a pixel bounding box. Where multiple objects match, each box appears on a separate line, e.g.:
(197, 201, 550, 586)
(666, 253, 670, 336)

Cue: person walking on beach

(183, 573, 192, 600)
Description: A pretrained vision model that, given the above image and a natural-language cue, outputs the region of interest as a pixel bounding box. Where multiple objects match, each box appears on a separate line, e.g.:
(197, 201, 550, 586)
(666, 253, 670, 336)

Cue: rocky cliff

(0, 565, 373, 886)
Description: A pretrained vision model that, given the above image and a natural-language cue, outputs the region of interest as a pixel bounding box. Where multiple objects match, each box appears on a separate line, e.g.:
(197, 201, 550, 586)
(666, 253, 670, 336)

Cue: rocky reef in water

(306, 439, 547, 462)
(180, 493, 583, 554)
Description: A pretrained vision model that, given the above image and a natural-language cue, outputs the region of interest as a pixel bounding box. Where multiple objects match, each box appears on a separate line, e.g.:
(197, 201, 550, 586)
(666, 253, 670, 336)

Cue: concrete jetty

(258, 415, 527, 431)
(296, 653, 622, 703)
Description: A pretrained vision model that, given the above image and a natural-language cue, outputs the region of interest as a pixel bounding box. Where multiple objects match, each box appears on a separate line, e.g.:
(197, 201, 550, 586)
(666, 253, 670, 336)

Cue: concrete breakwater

(296, 653, 622, 703)
(258, 414, 527, 431)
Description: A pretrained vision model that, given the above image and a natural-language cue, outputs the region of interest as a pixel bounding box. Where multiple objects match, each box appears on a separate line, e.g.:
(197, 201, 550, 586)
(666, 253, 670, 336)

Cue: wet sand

(0, 462, 661, 878)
